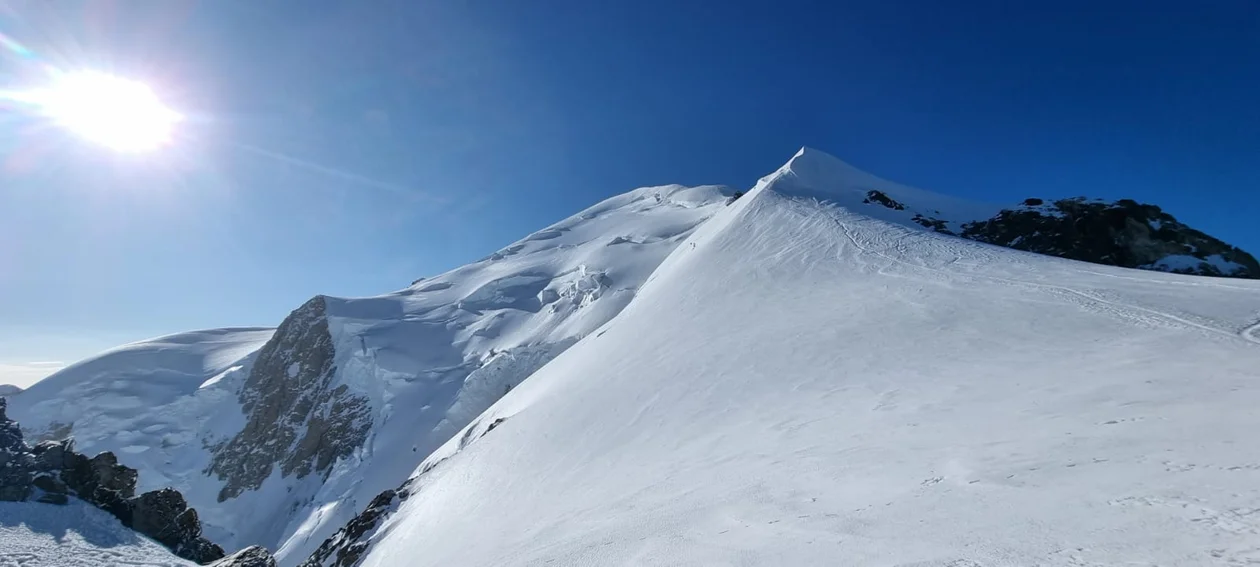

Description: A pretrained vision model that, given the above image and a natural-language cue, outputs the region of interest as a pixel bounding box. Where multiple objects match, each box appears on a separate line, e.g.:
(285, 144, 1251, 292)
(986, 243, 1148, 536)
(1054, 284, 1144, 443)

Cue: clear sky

(0, 0, 1257, 387)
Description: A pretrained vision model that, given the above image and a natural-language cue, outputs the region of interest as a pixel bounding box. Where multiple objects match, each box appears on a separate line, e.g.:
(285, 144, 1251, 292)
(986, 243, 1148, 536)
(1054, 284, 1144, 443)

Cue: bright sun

(29, 71, 181, 152)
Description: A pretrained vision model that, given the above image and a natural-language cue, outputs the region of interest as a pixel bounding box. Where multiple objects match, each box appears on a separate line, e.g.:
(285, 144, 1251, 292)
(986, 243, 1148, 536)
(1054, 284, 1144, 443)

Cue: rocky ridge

(863, 189, 1257, 278)
(0, 397, 241, 564)
(206, 296, 372, 502)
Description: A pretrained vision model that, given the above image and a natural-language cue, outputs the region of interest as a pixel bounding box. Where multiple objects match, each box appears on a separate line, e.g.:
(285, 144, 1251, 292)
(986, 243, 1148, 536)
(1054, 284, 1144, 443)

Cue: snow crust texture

(0, 500, 193, 567)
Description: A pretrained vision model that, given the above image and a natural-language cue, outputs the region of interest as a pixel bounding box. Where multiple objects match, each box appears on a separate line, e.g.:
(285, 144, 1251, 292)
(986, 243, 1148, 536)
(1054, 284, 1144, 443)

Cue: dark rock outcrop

(863, 190, 905, 210)
(208, 296, 372, 502)
(957, 197, 1260, 278)
(31, 472, 69, 504)
(128, 488, 226, 563)
(300, 488, 407, 567)
(0, 401, 226, 563)
(60, 449, 137, 518)
(213, 546, 278, 567)
(912, 214, 953, 234)
(0, 398, 33, 502)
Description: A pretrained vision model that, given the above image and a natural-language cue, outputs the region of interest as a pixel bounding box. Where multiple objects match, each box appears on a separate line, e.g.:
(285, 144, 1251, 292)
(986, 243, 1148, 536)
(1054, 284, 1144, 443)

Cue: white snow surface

(358, 149, 1260, 567)
(3, 185, 733, 565)
(0, 500, 192, 567)
(264, 183, 732, 564)
(7, 328, 274, 494)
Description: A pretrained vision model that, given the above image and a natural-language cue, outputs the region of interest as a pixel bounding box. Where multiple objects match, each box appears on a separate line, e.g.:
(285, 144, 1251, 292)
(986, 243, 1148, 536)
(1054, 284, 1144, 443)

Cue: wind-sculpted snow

(350, 161, 1260, 567)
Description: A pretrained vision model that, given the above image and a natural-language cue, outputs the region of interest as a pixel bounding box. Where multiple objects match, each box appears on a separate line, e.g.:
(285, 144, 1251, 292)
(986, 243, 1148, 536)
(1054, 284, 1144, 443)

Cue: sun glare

(28, 71, 181, 152)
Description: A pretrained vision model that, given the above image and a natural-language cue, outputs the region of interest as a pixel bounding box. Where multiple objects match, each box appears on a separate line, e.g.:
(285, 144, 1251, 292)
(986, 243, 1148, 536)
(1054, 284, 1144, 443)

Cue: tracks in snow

(1243, 320, 1260, 345)
(810, 199, 1260, 347)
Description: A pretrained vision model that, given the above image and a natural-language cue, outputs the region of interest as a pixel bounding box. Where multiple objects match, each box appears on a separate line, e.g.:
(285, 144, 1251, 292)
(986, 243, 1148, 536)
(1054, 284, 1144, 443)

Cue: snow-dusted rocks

(0, 398, 33, 502)
(213, 546, 278, 567)
(130, 488, 226, 563)
(207, 296, 371, 502)
(958, 197, 1259, 278)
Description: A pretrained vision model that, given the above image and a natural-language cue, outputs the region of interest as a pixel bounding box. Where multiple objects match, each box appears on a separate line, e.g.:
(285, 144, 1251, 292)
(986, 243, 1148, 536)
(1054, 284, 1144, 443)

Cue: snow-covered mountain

(6, 148, 1259, 566)
(315, 148, 1260, 567)
(7, 183, 734, 564)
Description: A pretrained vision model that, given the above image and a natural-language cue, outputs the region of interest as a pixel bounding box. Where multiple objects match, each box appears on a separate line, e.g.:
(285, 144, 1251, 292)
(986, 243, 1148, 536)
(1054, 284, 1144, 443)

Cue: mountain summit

(6, 148, 1260, 567)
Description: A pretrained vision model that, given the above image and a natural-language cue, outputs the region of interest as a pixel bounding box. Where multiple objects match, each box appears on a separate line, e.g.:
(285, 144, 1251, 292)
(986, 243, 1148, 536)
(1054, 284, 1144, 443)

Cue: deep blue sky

(1, 0, 1257, 385)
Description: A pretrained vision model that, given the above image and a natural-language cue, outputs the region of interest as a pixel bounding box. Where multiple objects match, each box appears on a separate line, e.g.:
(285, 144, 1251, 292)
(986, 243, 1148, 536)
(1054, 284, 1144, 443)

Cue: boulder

(60, 449, 137, 519)
(30, 439, 73, 472)
(129, 488, 225, 563)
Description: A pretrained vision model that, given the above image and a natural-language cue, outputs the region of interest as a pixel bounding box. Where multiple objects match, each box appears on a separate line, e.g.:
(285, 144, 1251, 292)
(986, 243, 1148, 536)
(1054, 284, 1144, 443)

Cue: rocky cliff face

(298, 487, 406, 567)
(207, 296, 372, 502)
(958, 197, 1259, 278)
(0, 398, 33, 502)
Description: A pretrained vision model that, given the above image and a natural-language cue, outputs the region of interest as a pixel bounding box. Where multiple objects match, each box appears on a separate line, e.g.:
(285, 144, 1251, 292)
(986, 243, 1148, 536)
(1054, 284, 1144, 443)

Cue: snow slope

(5, 185, 734, 565)
(354, 150, 1260, 566)
(0, 500, 193, 567)
(7, 328, 274, 493)
(254, 184, 734, 564)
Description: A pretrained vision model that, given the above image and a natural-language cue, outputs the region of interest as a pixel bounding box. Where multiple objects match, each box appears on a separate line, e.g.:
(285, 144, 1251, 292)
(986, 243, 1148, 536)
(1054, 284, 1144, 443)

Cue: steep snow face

(253, 184, 733, 565)
(0, 499, 194, 566)
(354, 171, 1260, 566)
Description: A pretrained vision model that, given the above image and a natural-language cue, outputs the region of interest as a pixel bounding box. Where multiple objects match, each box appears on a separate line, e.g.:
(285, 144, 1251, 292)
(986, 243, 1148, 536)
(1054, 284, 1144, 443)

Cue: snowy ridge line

(816, 196, 1256, 345)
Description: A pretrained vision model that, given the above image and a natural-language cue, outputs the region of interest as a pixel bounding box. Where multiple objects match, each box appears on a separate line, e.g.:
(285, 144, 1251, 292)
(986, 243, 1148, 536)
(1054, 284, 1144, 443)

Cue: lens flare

(14, 71, 182, 152)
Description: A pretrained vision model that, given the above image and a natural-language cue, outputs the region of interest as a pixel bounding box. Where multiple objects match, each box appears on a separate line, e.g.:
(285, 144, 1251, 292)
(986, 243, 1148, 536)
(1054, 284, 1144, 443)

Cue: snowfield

(0, 500, 192, 567)
(7, 328, 274, 498)
(354, 150, 1260, 567)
